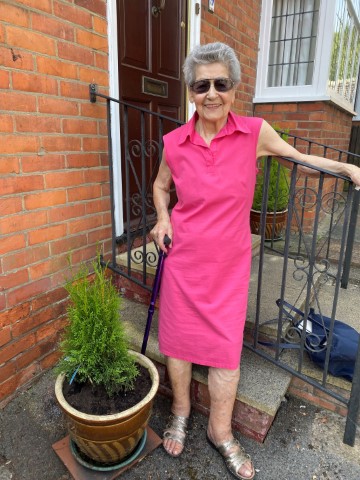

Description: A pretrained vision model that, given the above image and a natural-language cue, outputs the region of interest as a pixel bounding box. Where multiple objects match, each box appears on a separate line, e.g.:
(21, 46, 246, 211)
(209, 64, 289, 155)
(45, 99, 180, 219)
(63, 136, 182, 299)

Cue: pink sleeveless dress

(158, 112, 263, 369)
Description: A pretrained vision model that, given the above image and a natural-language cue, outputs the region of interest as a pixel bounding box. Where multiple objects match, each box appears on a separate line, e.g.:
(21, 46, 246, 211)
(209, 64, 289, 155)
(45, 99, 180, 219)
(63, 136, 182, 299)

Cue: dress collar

(177, 111, 252, 145)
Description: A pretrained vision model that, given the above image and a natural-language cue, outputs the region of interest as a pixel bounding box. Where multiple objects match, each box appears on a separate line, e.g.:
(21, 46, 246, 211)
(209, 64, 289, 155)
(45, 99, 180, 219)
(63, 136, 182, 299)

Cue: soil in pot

(62, 365, 152, 415)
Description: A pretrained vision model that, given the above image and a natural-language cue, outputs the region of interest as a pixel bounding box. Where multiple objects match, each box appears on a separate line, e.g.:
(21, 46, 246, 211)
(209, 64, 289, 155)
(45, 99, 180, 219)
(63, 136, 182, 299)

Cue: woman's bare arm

(150, 153, 174, 252)
(257, 120, 360, 186)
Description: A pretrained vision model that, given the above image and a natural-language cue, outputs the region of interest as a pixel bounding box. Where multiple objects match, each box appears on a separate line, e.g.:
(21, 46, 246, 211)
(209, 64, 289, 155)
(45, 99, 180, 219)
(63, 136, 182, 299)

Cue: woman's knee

(166, 357, 192, 373)
(208, 366, 240, 385)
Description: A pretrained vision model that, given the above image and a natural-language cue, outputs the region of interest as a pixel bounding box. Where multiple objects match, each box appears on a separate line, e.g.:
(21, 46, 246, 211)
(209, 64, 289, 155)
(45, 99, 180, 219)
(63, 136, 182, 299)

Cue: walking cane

(141, 234, 171, 355)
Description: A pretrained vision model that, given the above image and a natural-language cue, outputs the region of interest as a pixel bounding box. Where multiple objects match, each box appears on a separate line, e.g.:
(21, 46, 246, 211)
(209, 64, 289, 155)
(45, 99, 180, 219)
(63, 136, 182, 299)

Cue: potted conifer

(55, 255, 159, 470)
(250, 128, 290, 240)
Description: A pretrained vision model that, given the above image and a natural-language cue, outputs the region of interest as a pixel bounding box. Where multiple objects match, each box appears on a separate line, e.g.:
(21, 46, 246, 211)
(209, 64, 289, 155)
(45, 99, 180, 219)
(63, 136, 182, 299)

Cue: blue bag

(277, 299, 360, 381)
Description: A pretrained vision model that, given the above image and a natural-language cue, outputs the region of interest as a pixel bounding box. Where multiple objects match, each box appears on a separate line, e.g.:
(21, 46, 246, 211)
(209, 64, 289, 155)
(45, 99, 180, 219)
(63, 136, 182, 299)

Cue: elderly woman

(151, 42, 360, 480)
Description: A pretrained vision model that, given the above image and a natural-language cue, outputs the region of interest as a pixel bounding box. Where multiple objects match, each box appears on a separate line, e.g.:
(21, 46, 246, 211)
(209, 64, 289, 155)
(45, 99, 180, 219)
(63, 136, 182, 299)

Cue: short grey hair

(182, 42, 241, 86)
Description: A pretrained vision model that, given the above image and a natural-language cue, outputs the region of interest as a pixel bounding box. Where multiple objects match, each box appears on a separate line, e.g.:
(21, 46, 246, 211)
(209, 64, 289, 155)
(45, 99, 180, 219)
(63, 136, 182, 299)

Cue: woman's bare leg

(207, 366, 254, 479)
(163, 357, 192, 456)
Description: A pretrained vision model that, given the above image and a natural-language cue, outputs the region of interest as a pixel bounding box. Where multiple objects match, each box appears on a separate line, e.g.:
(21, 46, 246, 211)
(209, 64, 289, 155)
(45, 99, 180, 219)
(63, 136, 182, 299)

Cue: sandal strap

(167, 414, 189, 431)
(163, 430, 186, 445)
(163, 414, 189, 446)
(216, 438, 253, 479)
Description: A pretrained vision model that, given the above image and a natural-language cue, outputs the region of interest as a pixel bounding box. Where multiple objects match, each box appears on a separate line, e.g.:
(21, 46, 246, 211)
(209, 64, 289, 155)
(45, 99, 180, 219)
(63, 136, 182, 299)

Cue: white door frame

(107, 0, 201, 236)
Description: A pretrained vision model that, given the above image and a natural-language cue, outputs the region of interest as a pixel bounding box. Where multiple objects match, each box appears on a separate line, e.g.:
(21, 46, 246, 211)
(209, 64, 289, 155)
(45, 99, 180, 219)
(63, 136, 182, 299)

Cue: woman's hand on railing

(348, 163, 360, 188)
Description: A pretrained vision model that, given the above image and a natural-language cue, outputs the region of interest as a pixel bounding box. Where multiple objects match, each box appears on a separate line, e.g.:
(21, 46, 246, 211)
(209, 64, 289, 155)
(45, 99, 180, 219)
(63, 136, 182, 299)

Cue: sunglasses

(190, 77, 235, 94)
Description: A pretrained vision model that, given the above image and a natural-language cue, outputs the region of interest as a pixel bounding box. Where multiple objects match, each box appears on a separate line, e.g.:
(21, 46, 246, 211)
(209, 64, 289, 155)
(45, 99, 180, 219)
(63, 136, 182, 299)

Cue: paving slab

(1, 371, 360, 480)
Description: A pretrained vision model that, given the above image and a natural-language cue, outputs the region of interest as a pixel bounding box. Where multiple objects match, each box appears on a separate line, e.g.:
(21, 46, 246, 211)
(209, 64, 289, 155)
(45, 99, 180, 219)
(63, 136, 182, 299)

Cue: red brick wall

(254, 101, 353, 156)
(0, 0, 110, 406)
(289, 376, 349, 417)
(200, 0, 261, 116)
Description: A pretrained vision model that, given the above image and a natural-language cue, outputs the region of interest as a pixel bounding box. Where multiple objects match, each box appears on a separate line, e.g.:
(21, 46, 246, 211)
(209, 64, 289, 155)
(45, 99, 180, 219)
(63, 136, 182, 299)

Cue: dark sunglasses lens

(214, 78, 233, 91)
(191, 78, 233, 93)
(192, 80, 210, 94)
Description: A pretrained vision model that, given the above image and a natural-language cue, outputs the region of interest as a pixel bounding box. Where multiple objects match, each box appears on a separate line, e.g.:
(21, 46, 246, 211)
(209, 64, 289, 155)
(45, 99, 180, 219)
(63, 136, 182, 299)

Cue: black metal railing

(89, 83, 181, 291)
(349, 124, 360, 167)
(264, 131, 359, 289)
(247, 155, 360, 445)
(89, 84, 360, 445)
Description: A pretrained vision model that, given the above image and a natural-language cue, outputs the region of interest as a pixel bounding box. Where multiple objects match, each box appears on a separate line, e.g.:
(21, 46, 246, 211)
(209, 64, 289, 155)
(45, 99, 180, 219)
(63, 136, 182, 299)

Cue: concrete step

(121, 295, 291, 443)
(245, 252, 355, 419)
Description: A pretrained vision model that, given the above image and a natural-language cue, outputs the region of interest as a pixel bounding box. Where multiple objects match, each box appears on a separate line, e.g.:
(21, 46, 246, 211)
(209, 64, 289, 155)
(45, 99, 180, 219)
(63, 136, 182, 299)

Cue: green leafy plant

(252, 128, 290, 212)
(56, 255, 139, 396)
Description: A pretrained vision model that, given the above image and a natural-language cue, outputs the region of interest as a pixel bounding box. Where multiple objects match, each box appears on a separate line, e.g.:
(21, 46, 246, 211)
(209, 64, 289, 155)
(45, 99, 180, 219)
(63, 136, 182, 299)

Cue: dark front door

(117, 0, 187, 230)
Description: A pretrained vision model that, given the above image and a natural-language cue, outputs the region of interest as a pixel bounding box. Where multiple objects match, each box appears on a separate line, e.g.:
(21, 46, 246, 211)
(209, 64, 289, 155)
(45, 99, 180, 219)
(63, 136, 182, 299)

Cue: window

(255, 0, 360, 113)
(268, 0, 320, 87)
(327, 0, 360, 105)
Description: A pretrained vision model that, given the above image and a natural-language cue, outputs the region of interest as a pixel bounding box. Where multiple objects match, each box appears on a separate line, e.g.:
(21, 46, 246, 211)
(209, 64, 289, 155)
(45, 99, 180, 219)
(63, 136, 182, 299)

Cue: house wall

(0, 0, 111, 406)
(254, 102, 353, 157)
(199, 1, 353, 158)
(0, 0, 354, 406)
(0, 0, 263, 407)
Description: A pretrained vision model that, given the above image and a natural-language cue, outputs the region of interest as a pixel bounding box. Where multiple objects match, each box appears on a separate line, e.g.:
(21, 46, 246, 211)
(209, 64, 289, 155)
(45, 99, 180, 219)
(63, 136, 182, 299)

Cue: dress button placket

(205, 144, 216, 172)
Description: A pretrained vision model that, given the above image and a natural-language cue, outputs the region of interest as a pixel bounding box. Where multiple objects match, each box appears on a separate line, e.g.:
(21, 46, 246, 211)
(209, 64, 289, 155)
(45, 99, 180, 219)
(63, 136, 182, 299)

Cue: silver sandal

(206, 434, 255, 480)
(163, 414, 189, 457)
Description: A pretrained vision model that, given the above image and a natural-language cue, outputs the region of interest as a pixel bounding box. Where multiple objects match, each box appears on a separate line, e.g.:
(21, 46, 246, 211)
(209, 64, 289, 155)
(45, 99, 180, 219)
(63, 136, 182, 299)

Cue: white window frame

(353, 76, 360, 119)
(254, 0, 337, 104)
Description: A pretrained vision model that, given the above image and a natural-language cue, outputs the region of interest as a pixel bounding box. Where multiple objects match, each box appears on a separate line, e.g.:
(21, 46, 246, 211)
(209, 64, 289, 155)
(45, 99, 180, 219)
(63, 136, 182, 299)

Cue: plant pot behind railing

(251, 127, 290, 241)
(250, 208, 288, 241)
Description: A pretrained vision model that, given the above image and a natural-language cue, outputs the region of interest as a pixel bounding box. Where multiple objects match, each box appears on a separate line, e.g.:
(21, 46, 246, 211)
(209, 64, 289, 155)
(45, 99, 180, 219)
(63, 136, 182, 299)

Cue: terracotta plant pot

(55, 350, 159, 466)
(250, 208, 288, 241)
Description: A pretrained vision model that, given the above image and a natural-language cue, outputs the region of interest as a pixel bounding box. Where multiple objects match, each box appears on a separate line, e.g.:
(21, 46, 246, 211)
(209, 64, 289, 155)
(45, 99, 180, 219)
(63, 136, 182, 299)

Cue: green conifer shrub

(57, 256, 139, 396)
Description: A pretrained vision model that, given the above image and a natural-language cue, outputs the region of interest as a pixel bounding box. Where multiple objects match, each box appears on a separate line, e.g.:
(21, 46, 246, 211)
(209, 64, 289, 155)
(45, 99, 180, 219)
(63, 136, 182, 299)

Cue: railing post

(344, 335, 360, 445)
(106, 98, 117, 266)
(253, 156, 271, 348)
(341, 187, 360, 288)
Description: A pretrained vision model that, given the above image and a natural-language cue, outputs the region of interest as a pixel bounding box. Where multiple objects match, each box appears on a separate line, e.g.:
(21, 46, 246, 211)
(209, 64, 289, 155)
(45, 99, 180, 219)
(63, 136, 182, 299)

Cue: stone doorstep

(155, 361, 279, 444)
(121, 297, 292, 443)
(246, 253, 324, 338)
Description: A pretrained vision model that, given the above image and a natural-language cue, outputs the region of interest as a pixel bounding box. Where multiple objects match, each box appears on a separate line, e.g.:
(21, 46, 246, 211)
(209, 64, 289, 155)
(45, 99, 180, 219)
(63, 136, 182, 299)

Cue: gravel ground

(0, 369, 360, 480)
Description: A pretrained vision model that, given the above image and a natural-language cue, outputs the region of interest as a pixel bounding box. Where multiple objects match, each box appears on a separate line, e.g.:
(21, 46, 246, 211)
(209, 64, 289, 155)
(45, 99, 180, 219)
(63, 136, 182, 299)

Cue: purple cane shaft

(141, 235, 171, 355)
